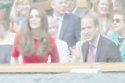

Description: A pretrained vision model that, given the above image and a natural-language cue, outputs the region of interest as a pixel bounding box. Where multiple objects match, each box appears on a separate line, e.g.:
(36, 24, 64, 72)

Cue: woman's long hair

(10, 0, 32, 18)
(94, 0, 113, 16)
(18, 6, 49, 56)
(93, 0, 113, 35)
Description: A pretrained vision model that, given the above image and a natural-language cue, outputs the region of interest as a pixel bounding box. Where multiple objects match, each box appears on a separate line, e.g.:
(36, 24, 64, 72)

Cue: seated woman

(48, 16, 70, 63)
(11, 6, 59, 64)
(0, 11, 15, 63)
(93, 0, 113, 35)
(107, 9, 125, 61)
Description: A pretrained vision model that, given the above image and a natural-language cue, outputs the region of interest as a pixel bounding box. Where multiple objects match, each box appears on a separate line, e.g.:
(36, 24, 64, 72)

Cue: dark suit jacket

(81, 36, 121, 62)
(59, 13, 81, 47)
(73, 8, 88, 18)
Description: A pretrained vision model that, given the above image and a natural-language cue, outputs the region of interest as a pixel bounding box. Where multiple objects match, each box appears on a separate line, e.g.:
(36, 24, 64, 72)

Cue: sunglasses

(112, 18, 123, 23)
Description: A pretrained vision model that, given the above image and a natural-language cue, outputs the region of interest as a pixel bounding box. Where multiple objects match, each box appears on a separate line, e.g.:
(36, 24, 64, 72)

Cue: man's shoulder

(99, 36, 117, 47)
(64, 13, 81, 20)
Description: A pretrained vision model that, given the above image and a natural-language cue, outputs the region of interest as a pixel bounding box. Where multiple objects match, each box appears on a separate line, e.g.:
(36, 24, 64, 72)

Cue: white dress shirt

(48, 39, 70, 63)
(53, 15, 64, 39)
(56, 39, 70, 63)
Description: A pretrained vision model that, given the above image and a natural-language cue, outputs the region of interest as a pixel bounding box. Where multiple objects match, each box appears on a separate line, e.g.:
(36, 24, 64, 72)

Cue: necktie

(87, 44, 93, 62)
(55, 17, 62, 39)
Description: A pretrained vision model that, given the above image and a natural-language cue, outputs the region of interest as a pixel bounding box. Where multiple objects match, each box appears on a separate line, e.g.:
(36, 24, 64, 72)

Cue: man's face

(81, 17, 98, 41)
(51, 0, 67, 15)
(66, 0, 76, 12)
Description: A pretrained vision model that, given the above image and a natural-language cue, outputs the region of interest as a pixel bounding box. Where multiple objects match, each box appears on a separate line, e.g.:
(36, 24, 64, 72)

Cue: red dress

(11, 33, 59, 63)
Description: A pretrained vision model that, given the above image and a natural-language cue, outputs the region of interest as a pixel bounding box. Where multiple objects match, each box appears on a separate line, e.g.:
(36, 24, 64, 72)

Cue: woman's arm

(11, 33, 20, 64)
(10, 56, 19, 64)
(49, 36, 60, 63)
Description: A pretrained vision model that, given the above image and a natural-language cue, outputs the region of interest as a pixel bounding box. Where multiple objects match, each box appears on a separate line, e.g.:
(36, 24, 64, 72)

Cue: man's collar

(67, 8, 77, 14)
(71, 8, 77, 13)
(89, 35, 100, 48)
(53, 14, 63, 20)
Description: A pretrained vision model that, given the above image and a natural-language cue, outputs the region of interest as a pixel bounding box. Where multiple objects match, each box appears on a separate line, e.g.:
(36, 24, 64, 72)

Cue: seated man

(81, 14, 121, 62)
(50, 0, 81, 47)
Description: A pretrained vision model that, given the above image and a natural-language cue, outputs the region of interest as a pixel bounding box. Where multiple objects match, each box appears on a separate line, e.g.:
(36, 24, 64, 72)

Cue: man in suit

(50, 0, 81, 47)
(66, 0, 89, 18)
(81, 14, 121, 62)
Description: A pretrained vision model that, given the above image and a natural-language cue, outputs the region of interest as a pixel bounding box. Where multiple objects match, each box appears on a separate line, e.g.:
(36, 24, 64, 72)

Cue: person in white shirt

(0, 9, 15, 63)
(48, 16, 70, 63)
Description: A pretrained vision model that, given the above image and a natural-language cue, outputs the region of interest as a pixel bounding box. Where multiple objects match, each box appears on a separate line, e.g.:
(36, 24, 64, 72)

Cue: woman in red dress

(11, 6, 59, 63)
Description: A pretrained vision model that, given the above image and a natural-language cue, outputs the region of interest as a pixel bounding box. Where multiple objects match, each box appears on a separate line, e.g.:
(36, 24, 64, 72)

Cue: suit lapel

(60, 14, 69, 39)
(96, 36, 103, 62)
(82, 42, 89, 62)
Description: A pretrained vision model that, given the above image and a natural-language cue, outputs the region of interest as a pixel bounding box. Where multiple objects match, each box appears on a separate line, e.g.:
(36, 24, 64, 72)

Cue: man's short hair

(82, 13, 99, 28)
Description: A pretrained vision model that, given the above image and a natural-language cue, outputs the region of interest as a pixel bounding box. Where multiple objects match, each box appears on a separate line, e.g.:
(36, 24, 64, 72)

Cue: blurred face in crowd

(29, 9, 41, 29)
(112, 13, 125, 32)
(16, 0, 31, 16)
(81, 17, 99, 41)
(48, 17, 58, 38)
(66, 0, 76, 12)
(16, 0, 23, 12)
(21, 0, 31, 16)
(97, 0, 111, 16)
(51, 0, 67, 16)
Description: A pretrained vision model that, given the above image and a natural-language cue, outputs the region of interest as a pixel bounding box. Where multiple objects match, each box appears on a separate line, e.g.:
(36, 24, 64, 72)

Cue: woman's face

(112, 13, 125, 32)
(21, 1, 30, 16)
(16, 0, 30, 16)
(16, 0, 23, 12)
(98, 0, 111, 16)
(29, 9, 41, 29)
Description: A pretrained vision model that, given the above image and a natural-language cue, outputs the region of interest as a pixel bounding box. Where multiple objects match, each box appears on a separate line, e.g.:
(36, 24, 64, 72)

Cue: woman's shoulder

(107, 32, 118, 39)
(0, 32, 16, 45)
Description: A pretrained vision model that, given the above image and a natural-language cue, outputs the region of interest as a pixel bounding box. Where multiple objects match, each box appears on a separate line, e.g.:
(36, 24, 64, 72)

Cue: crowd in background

(0, 0, 125, 64)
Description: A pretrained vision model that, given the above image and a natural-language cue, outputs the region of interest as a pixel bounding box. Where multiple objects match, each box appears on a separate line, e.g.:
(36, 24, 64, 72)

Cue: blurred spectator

(107, 9, 125, 61)
(0, 8, 15, 64)
(48, 16, 70, 63)
(113, 0, 125, 10)
(94, 0, 113, 35)
(11, 6, 59, 64)
(10, 0, 32, 32)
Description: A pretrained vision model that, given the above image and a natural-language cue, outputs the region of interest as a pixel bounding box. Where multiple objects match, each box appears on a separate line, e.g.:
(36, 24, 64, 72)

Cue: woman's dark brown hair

(18, 6, 49, 56)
